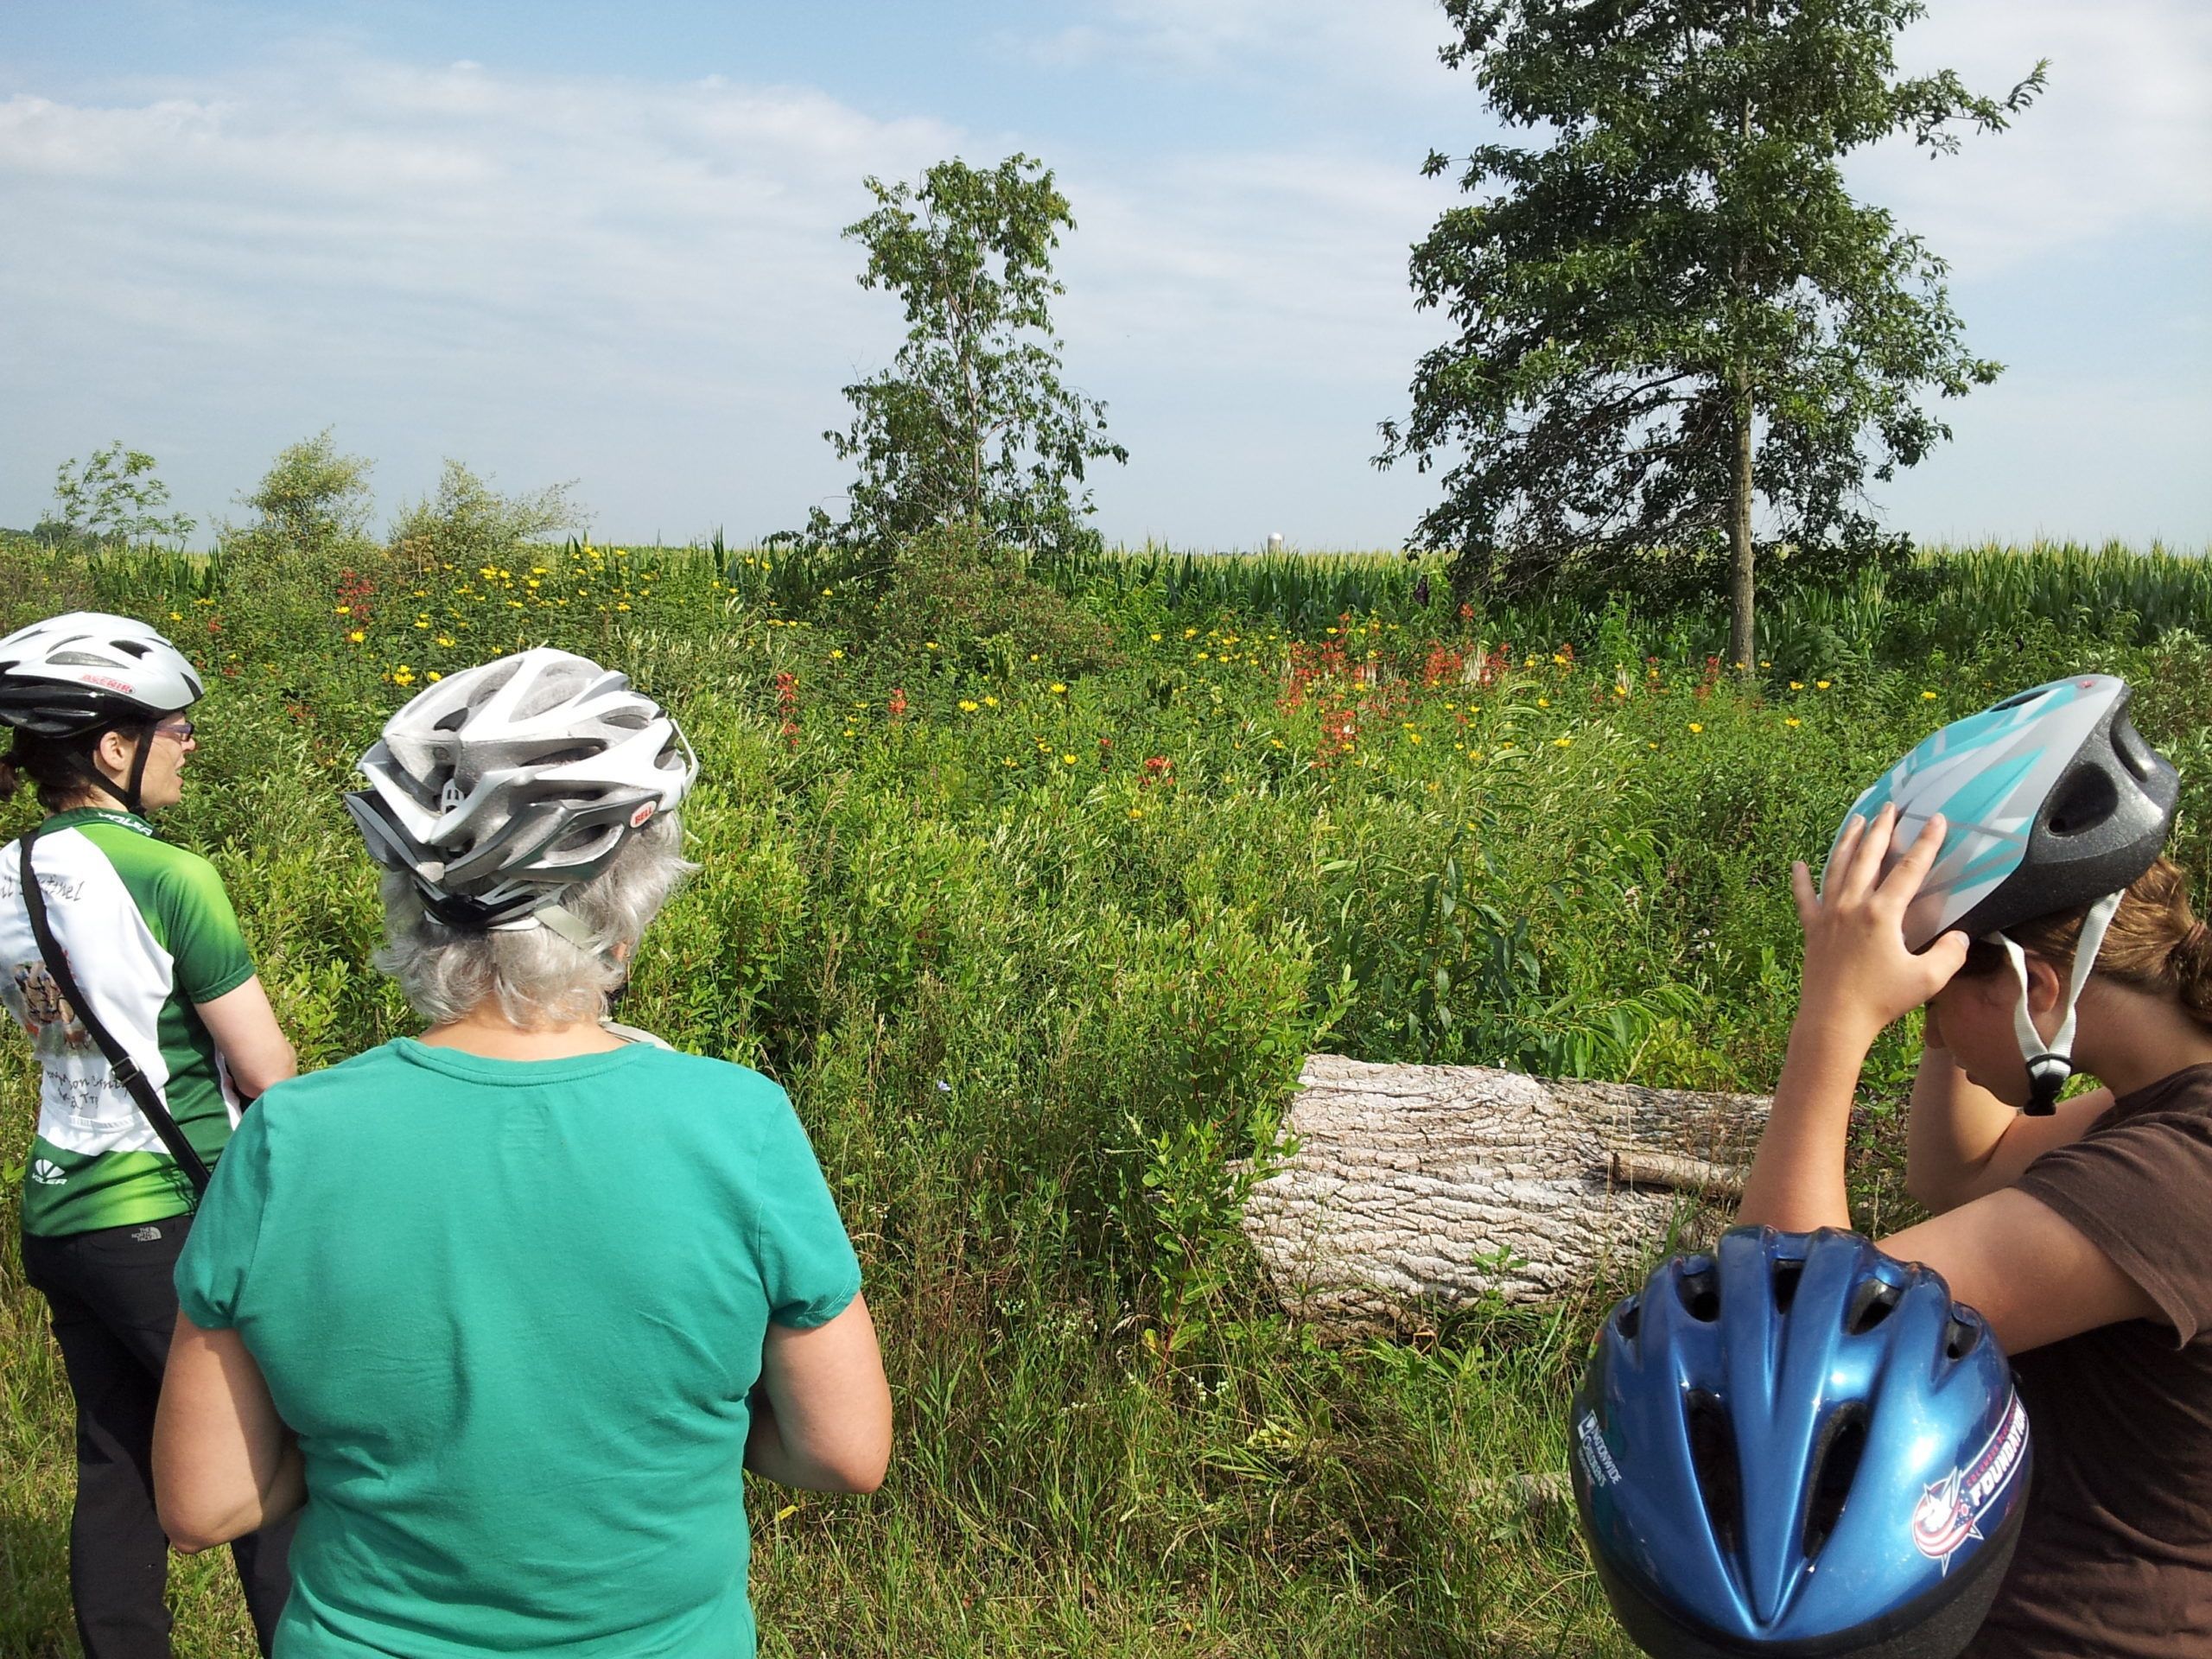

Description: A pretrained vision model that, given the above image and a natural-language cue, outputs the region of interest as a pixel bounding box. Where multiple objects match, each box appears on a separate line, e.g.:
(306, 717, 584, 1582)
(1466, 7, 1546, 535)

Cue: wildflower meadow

(3, 531, 2210, 1656)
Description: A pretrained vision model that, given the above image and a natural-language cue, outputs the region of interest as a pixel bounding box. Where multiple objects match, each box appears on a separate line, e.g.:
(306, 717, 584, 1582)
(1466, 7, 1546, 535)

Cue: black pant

(20, 1215, 294, 1659)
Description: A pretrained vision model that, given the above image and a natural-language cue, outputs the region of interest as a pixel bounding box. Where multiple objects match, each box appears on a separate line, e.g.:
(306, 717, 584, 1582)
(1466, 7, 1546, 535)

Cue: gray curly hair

(374, 812, 695, 1028)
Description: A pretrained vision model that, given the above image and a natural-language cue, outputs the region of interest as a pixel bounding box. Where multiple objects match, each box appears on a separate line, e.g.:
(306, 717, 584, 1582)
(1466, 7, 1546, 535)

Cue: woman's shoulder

(625, 1044, 797, 1108)
(251, 1040, 413, 1109)
(2093, 1061, 2212, 1131)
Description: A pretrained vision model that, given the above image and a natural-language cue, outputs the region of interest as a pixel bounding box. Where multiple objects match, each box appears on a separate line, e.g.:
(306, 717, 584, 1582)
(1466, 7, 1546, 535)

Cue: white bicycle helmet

(0, 611, 203, 735)
(343, 648, 696, 945)
(1827, 674, 2178, 1112)
(0, 611, 205, 815)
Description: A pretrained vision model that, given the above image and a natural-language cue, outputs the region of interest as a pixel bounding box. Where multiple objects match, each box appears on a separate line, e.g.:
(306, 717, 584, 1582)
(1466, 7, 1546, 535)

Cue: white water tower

(1268, 531, 1284, 551)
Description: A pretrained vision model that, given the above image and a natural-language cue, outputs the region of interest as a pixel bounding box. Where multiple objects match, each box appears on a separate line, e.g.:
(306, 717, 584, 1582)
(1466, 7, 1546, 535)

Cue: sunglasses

(152, 717, 196, 741)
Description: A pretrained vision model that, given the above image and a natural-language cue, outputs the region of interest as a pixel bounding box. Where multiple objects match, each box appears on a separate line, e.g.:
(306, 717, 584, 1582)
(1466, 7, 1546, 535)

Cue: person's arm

(194, 977, 296, 1100)
(1878, 1188, 2159, 1353)
(152, 1313, 305, 1552)
(1738, 805, 1969, 1233)
(745, 1294, 891, 1494)
(1905, 1008, 2111, 1212)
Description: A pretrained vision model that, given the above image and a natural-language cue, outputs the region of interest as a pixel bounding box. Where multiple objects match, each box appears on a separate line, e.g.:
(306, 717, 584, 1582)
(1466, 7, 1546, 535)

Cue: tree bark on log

(1242, 1055, 1770, 1332)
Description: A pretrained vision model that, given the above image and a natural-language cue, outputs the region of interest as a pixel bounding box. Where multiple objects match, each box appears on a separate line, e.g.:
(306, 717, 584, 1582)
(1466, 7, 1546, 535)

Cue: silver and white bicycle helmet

(1827, 674, 2178, 1113)
(343, 648, 696, 947)
(0, 611, 205, 814)
(0, 611, 203, 736)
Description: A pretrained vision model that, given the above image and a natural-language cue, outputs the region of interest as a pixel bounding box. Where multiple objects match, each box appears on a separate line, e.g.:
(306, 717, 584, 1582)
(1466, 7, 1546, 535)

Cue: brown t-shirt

(1966, 1062, 2212, 1657)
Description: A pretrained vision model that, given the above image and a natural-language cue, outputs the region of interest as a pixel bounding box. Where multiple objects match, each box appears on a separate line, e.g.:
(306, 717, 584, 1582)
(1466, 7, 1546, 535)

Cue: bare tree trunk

(1727, 64, 1758, 675)
(1728, 371, 1756, 671)
(1242, 1055, 1769, 1332)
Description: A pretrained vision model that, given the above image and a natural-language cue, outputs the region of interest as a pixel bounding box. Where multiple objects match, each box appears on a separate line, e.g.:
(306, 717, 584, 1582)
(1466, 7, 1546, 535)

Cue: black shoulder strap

(18, 824, 211, 1199)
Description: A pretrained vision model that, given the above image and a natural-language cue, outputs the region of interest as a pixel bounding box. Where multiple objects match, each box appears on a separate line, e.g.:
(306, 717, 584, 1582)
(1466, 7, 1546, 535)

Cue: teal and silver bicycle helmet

(1827, 675, 2178, 1113)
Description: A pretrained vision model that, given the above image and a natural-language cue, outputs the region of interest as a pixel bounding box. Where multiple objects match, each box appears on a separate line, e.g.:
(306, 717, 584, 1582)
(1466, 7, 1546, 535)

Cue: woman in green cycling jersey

(1739, 675, 2212, 1657)
(0, 612, 296, 1657)
(153, 646, 891, 1657)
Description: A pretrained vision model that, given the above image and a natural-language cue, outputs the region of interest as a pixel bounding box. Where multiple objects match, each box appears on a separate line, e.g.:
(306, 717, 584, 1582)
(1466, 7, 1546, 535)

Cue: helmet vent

(2113, 720, 2156, 781)
(1771, 1258, 1803, 1314)
(49, 651, 112, 666)
(1677, 1261, 1720, 1323)
(2044, 764, 2119, 836)
(1802, 1405, 1868, 1560)
(1685, 1392, 1743, 1558)
(113, 640, 149, 658)
(1992, 688, 2048, 712)
(1944, 1314, 1980, 1361)
(1615, 1298, 1641, 1343)
(1846, 1278, 1901, 1334)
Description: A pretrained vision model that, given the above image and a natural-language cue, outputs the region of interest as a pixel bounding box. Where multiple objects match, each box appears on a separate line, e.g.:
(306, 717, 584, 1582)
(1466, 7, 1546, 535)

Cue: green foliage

(847, 524, 1119, 679)
(236, 428, 375, 551)
(6, 530, 2209, 1654)
(1381, 0, 2044, 660)
(41, 441, 195, 547)
(388, 459, 586, 575)
(807, 154, 1128, 557)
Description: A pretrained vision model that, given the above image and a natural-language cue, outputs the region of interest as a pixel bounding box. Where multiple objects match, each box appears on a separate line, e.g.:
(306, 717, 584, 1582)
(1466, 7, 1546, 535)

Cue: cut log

(1242, 1055, 1770, 1332)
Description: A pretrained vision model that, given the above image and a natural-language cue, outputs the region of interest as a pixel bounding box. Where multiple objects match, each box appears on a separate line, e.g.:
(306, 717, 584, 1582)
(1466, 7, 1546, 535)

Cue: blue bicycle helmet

(1825, 675, 2177, 1113)
(1573, 1228, 2031, 1659)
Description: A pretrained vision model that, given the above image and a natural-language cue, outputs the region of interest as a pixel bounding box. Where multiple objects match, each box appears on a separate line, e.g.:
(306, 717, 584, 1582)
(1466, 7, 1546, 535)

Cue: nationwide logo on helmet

(1575, 1410, 1622, 1488)
(1910, 1392, 2028, 1571)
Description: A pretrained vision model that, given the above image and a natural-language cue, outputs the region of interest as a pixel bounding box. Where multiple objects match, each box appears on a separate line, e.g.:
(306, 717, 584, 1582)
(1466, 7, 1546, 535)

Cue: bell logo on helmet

(1911, 1393, 2028, 1572)
(629, 801, 655, 829)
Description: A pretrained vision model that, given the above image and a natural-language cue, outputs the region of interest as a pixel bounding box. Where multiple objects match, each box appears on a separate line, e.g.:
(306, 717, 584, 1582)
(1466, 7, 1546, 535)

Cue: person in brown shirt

(1740, 804, 2212, 1659)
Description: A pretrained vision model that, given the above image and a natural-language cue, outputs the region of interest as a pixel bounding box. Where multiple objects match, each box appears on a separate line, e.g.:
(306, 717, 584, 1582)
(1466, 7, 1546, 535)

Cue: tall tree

(1377, 0, 2043, 664)
(44, 442, 195, 546)
(808, 154, 1126, 557)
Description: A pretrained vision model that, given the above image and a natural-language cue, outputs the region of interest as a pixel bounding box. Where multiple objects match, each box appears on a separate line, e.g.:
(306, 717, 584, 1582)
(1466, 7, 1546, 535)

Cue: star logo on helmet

(1910, 1393, 2027, 1573)
(1910, 1470, 1982, 1571)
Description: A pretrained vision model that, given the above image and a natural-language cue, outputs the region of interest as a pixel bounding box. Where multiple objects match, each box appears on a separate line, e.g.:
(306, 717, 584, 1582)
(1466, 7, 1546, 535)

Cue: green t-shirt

(175, 1037, 863, 1659)
(2, 807, 257, 1236)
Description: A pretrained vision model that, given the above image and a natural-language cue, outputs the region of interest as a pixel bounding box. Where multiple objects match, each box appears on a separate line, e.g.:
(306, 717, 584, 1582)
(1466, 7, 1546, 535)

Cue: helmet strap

(532, 902, 619, 967)
(62, 726, 147, 818)
(121, 728, 153, 817)
(1997, 890, 2123, 1116)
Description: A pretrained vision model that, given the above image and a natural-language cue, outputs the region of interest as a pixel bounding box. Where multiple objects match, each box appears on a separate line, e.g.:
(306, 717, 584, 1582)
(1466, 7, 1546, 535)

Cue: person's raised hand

(1789, 804, 1970, 1046)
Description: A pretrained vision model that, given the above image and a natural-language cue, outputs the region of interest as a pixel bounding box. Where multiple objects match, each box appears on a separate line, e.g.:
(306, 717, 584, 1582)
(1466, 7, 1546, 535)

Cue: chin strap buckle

(2023, 1054, 2069, 1116)
(1997, 890, 2125, 1119)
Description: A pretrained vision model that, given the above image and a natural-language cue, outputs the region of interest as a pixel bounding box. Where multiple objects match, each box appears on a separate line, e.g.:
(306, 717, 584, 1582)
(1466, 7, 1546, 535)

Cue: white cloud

(0, 4, 2202, 548)
(0, 54, 964, 534)
(0, 44, 1457, 545)
(1847, 0, 2212, 276)
(1005, 0, 1462, 98)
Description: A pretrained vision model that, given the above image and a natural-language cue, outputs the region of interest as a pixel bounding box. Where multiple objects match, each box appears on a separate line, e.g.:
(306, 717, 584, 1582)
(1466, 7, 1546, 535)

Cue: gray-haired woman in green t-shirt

(153, 648, 891, 1658)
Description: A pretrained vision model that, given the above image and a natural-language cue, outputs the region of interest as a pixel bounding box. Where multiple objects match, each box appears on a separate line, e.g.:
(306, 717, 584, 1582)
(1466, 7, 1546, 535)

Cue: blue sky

(3, 0, 2206, 550)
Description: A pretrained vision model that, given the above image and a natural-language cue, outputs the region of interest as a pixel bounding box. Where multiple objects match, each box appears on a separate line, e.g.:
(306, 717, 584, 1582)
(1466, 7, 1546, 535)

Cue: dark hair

(1959, 855, 2212, 1031)
(0, 721, 156, 814)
